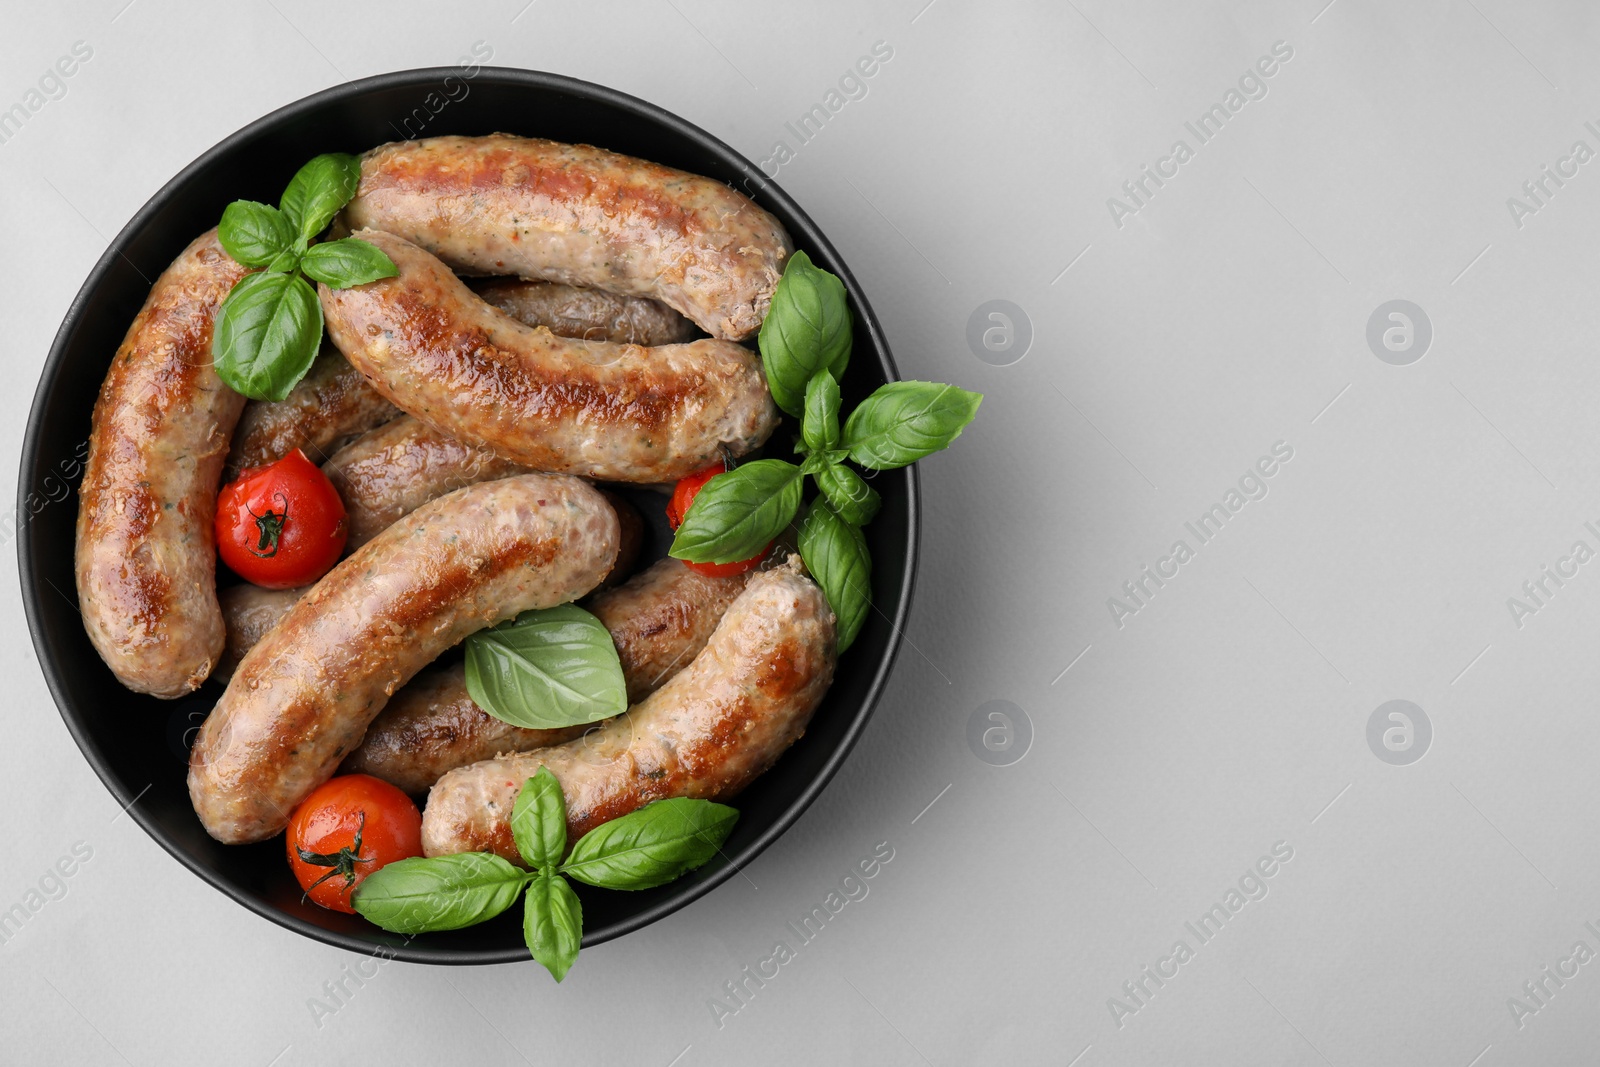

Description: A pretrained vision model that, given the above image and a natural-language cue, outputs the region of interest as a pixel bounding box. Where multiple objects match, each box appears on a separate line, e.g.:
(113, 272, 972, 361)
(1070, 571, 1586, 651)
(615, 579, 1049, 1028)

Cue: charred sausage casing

(345, 134, 791, 340)
(75, 229, 250, 698)
(320, 229, 778, 484)
(187, 473, 619, 844)
(342, 558, 752, 793)
(421, 557, 835, 860)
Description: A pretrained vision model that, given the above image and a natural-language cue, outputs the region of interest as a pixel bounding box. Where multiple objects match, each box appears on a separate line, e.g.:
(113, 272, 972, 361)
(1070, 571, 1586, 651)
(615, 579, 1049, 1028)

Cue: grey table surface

(4, 1, 1599, 1064)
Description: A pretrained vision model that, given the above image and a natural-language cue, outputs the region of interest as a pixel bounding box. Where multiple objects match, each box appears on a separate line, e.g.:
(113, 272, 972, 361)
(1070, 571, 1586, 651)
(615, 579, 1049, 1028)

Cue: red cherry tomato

(667, 461, 771, 577)
(216, 449, 347, 589)
(286, 774, 422, 914)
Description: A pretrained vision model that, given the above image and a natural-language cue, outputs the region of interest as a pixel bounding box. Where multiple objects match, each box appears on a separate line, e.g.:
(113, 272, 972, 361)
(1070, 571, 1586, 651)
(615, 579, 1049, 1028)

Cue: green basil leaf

(798, 497, 872, 652)
(511, 769, 567, 871)
(758, 251, 852, 416)
(668, 459, 803, 564)
(464, 604, 628, 730)
(217, 201, 294, 268)
(524, 873, 583, 982)
(280, 152, 361, 242)
(842, 381, 984, 470)
(801, 369, 841, 453)
(211, 271, 324, 402)
(352, 853, 531, 934)
(561, 798, 738, 891)
(814, 463, 881, 526)
(265, 249, 301, 274)
(301, 237, 399, 289)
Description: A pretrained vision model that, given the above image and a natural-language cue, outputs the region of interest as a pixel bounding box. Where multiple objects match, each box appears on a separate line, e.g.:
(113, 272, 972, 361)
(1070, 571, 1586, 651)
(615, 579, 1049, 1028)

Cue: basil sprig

(464, 604, 629, 730)
(669, 253, 982, 651)
(212, 153, 396, 402)
(353, 769, 738, 982)
(758, 250, 852, 416)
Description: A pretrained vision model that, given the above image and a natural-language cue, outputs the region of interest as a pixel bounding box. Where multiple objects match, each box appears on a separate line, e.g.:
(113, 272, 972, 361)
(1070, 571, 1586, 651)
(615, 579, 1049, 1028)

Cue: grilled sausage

(342, 558, 751, 793)
(225, 341, 400, 475)
(340, 665, 586, 795)
(344, 134, 791, 340)
(421, 557, 835, 860)
(322, 417, 525, 550)
(188, 473, 619, 844)
(320, 229, 778, 483)
(227, 283, 690, 476)
(75, 229, 250, 698)
(213, 584, 304, 683)
(473, 279, 696, 347)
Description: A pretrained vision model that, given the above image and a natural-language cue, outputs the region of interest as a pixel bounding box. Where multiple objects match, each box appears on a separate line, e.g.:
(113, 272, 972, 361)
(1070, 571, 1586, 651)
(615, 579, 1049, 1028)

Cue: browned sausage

(341, 558, 751, 793)
(188, 473, 619, 844)
(320, 229, 778, 483)
(75, 229, 250, 698)
(473, 279, 697, 346)
(344, 134, 791, 340)
(421, 557, 835, 859)
(213, 584, 304, 683)
(321, 417, 525, 550)
(225, 341, 400, 475)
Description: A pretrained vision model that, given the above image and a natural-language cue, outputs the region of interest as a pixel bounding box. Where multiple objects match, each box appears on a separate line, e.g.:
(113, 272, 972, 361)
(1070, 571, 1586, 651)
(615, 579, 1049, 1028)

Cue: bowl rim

(18, 65, 920, 964)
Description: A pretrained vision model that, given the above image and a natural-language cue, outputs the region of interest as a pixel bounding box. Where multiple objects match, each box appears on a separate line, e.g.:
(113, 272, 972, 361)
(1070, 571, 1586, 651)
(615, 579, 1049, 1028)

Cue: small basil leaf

(464, 604, 628, 730)
(211, 271, 324, 402)
(265, 249, 301, 274)
(280, 152, 362, 243)
(798, 497, 872, 652)
(524, 873, 583, 982)
(511, 769, 567, 871)
(301, 237, 399, 289)
(668, 459, 803, 564)
(352, 853, 531, 934)
(801, 369, 841, 453)
(814, 463, 882, 526)
(561, 798, 738, 891)
(842, 381, 984, 470)
(758, 251, 852, 416)
(217, 201, 294, 268)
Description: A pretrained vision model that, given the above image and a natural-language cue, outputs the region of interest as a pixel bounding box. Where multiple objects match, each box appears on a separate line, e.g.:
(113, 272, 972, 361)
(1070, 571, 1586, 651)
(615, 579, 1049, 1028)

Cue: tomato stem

(296, 811, 372, 900)
(246, 492, 290, 558)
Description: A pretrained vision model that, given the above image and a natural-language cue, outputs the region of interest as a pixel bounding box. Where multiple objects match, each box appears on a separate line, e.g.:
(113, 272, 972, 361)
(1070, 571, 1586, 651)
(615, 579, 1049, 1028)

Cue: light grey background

(3, 1, 1598, 1063)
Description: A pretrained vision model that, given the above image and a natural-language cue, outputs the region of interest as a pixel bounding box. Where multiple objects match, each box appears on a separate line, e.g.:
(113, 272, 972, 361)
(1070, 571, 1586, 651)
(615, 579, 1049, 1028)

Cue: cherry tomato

(666, 461, 771, 577)
(286, 774, 422, 914)
(216, 449, 347, 589)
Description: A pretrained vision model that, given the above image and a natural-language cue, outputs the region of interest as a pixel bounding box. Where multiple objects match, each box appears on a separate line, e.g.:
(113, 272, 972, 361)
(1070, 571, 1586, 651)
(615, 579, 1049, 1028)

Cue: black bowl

(18, 68, 918, 964)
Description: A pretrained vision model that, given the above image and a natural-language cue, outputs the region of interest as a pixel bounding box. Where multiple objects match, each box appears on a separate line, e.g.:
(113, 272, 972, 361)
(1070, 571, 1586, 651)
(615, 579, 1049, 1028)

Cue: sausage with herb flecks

(341, 558, 753, 793)
(420, 557, 834, 860)
(188, 472, 619, 844)
(344, 134, 791, 340)
(320, 228, 778, 483)
(75, 228, 250, 698)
